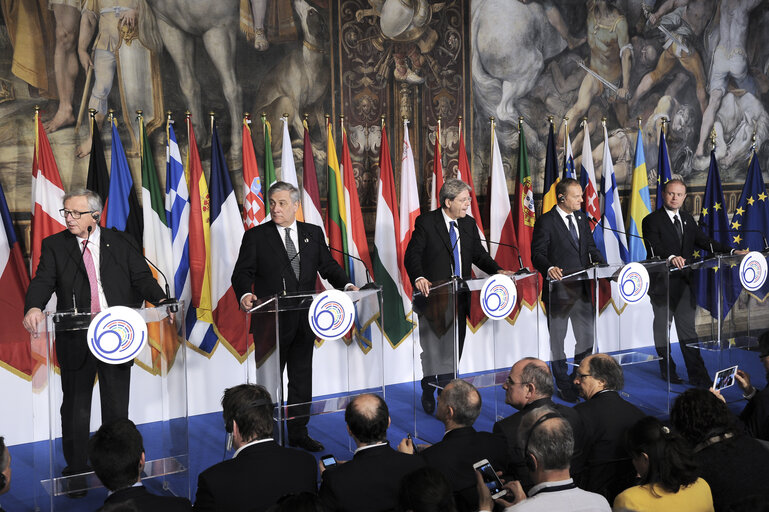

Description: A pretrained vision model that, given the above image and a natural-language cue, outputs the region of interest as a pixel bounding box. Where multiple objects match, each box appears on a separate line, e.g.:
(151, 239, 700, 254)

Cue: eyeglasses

(59, 209, 96, 219)
(574, 372, 592, 380)
(505, 376, 528, 387)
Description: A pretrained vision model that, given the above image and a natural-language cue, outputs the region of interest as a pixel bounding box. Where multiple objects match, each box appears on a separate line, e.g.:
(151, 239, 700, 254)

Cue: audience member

(268, 492, 328, 512)
(734, 331, 769, 441)
(0, 437, 10, 512)
(493, 358, 585, 488)
(398, 379, 508, 512)
(477, 406, 610, 512)
(671, 388, 769, 512)
(398, 467, 457, 512)
(613, 416, 714, 511)
(194, 384, 317, 512)
(319, 393, 424, 512)
(88, 419, 191, 511)
(573, 354, 645, 501)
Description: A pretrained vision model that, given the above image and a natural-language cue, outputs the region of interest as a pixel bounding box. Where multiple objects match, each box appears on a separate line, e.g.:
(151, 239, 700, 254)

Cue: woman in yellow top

(613, 416, 714, 512)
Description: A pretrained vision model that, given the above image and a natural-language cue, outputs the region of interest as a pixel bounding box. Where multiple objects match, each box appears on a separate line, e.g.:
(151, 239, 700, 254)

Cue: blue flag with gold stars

(694, 151, 736, 319)
(730, 151, 769, 300)
(655, 128, 672, 210)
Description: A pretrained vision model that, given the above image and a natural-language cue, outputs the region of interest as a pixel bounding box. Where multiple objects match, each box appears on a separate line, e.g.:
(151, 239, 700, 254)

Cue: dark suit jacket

(99, 485, 192, 511)
(492, 397, 585, 489)
(193, 441, 317, 512)
(24, 228, 166, 369)
(740, 379, 769, 441)
(319, 443, 426, 512)
(232, 221, 349, 299)
(574, 390, 645, 500)
(419, 426, 508, 512)
(531, 207, 603, 304)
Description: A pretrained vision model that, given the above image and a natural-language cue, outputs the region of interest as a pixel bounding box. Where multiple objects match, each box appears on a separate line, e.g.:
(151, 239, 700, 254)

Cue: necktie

(82, 240, 100, 313)
(567, 215, 579, 245)
(674, 215, 683, 245)
(285, 227, 300, 279)
(449, 221, 461, 277)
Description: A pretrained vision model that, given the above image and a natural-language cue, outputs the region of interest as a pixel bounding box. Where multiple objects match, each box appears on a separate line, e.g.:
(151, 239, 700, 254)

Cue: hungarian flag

(514, 122, 537, 308)
(105, 119, 143, 243)
(373, 122, 413, 347)
(429, 122, 444, 210)
(280, 116, 303, 221)
(542, 121, 559, 214)
(85, 116, 109, 227)
(398, 119, 419, 315)
(325, 119, 347, 268)
(262, 115, 277, 218)
(242, 115, 265, 229)
(210, 121, 248, 359)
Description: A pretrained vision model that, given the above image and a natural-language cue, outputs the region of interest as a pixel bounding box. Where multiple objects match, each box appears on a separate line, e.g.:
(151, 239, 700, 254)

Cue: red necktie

(82, 240, 101, 313)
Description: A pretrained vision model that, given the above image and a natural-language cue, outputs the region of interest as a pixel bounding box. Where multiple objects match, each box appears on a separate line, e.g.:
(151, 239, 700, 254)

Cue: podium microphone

(323, 239, 378, 290)
(594, 220, 660, 260)
(459, 224, 532, 275)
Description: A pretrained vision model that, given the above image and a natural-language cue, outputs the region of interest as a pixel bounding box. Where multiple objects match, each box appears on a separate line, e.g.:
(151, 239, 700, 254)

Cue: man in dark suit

(398, 379, 508, 512)
(531, 178, 604, 402)
(232, 181, 354, 452)
(319, 393, 425, 512)
(642, 179, 744, 386)
(23, 189, 166, 477)
(493, 358, 584, 490)
(573, 354, 644, 502)
(404, 179, 507, 413)
(194, 384, 317, 512)
(89, 418, 192, 511)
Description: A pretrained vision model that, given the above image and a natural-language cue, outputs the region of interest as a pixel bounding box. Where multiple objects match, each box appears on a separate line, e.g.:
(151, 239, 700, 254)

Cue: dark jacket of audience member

(398, 467, 457, 512)
(672, 389, 769, 512)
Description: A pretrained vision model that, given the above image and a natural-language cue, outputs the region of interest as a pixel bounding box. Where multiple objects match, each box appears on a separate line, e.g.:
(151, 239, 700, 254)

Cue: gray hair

(518, 406, 573, 471)
(442, 379, 481, 427)
(268, 181, 301, 204)
(520, 360, 554, 398)
(588, 355, 624, 391)
(439, 179, 471, 208)
(63, 188, 103, 212)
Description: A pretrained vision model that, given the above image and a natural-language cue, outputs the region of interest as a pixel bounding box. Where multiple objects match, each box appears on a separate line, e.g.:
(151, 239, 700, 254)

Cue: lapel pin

(304, 237, 309, 243)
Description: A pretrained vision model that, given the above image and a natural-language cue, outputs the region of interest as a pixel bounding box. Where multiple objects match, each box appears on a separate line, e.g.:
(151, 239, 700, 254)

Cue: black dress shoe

(289, 435, 324, 452)
(61, 467, 89, 498)
(421, 390, 436, 415)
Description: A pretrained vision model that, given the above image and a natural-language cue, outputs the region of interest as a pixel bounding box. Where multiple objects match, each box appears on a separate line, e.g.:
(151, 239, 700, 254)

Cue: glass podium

(245, 288, 384, 448)
(33, 302, 189, 511)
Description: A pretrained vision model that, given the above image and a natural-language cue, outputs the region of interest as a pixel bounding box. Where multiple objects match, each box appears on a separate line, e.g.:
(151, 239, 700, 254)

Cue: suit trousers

(416, 292, 468, 393)
(547, 289, 595, 388)
(277, 311, 314, 439)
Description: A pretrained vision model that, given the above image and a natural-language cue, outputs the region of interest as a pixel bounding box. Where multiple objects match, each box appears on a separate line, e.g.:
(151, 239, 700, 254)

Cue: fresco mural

(1, 0, 768, 251)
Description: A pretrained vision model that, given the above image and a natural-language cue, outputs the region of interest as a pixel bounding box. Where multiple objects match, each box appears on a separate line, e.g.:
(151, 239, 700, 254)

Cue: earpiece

(558, 195, 564, 202)
(523, 412, 562, 472)
(91, 212, 100, 221)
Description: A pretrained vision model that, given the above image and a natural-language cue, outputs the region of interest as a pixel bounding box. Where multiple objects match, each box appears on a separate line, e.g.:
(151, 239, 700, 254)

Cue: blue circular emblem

(480, 275, 517, 320)
(308, 290, 355, 340)
(618, 262, 650, 304)
(87, 306, 148, 364)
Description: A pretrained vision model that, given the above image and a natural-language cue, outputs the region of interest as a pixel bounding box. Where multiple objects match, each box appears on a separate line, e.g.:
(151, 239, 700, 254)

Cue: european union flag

(655, 127, 672, 210)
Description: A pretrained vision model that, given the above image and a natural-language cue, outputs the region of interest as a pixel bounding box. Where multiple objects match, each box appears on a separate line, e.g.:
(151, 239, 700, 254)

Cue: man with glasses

(493, 358, 584, 491)
(573, 354, 644, 501)
(23, 188, 166, 486)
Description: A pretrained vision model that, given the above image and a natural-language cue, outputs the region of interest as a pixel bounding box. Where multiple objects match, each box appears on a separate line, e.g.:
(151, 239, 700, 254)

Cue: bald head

(345, 393, 389, 445)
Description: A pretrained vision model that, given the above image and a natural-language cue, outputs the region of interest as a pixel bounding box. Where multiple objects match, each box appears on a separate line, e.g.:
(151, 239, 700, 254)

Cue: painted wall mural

(1, 0, 768, 250)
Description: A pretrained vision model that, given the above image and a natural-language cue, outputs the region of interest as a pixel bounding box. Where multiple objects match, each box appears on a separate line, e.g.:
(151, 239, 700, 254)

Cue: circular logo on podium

(308, 290, 355, 340)
(618, 262, 650, 304)
(87, 306, 148, 365)
(480, 275, 517, 320)
(739, 251, 768, 292)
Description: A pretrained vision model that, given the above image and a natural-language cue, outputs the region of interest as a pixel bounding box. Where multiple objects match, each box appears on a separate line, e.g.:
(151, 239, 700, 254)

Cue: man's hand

(736, 369, 754, 395)
(239, 293, 257, 311)
(548, 266, 564, 280)
(497, 270, 516, 276)
(475, 470, 494, 511)
(415, 277, 432, 297)
(23, 308, 45, 338)
(397, 437, 415, 454)
(670, 256, 686, 269)
(496, 480, 526, 508)
(119, 9, 137, 30)
(735, 250, 749, 256)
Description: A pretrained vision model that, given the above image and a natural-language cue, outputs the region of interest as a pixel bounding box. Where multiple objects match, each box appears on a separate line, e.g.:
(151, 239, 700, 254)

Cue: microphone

(594, 219, 659, 260)
(458, 224, 531, 275)
(323, 243, 377, 290)
(712, 229, 769, 251)
(73, 225, 94, 313)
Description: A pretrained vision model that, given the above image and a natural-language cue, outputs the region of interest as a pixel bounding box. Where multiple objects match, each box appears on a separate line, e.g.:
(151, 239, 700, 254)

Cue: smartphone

(320, 454, 337, 469)
(713, 365, 738, 391)
(473, 459, 507, 499)
(407, 433, 420, 454)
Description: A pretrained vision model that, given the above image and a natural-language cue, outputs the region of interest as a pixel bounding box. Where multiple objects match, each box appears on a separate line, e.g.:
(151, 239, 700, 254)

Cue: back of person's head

(268, 491, 328, 512)
(671, 388, 735, 446)
(0, 436, 9, 495)
(588, 354, 624, 390)
(520, 359, 554, 398)
(345, 393, 389, 444)
(99, 500, 141, 512)
(441, 379, 481, 427)
(518, 407, 573, 472)
(398, 467, 457, 512)
(222, 384, 274, 441)
(87, 419, 143, 492)
(625, 416, 698, 493)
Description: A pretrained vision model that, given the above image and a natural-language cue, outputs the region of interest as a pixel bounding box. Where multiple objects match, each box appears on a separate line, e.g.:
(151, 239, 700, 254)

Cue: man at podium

(232, 181, 355, 452)
(22, 188, 166, 478)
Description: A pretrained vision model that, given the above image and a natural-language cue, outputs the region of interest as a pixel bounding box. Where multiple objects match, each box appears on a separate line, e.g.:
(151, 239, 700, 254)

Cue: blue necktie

(449, 221, 460, 277)
(567, 214, 579, 245)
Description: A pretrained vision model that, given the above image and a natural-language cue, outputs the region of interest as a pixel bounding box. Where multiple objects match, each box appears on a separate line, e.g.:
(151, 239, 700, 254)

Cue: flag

(0, 179, 34, 379)
(655, 126, 672, 210)
(262, 115, 277, 218)
(185, 116, 218, 354)
(730, 150, 769, 300)
(301, 120, 330, 292)
(695, 150, 737, 319)
(488, 120, 519, 274)
(31, 110, 66, 278)
(627, 128, 652, 262)
(242, 116, 266, 229)
(595, 123, 629, 265)
(542, 121, 559, 214)
(325, 120, 347, 268)
(513, 123, 537, 308)
(429, 122, 444, 210)
(210, 121, 249, 359)
(85, 117, 109, 226)
(398, 119, 419, 315)
(580, 121, 600, 230)
(562, 123, 576, 180)
(138, 114, 178, 374)
(341, 124, 377, 349)
(373, 122, 413, 347)
(280, 116, 303, 221)
(105, 119, 143, 243)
